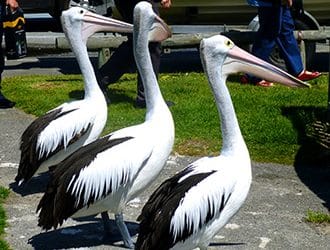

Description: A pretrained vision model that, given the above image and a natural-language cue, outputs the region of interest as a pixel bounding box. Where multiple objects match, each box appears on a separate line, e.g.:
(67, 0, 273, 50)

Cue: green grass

(0, 187, 9, 250)
(306, 209, 330, 224)
(2, 73, 328, 164)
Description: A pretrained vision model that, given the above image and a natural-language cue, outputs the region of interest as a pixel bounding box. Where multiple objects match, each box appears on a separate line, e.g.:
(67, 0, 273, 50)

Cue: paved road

(2, 48, 203, 78)
(2, 39, 329, 79)
(0, 50, 329, 249)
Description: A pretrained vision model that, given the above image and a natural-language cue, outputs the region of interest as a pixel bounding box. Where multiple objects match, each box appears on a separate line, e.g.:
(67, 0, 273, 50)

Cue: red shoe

(255, 80, 274, 87)
(297, 70, 321, 81)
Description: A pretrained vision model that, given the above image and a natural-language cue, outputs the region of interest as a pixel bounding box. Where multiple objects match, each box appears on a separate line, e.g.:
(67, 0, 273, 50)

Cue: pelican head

(200, 35, 310, 88)
(61, 6, 133, 45)
(133, 1, 172, 43)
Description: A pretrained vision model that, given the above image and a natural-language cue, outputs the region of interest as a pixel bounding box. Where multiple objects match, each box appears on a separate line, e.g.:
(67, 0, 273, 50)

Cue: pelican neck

(133, 25, 165, 116)
(208, 67, 247, 155)
(66, 27, 103, 100)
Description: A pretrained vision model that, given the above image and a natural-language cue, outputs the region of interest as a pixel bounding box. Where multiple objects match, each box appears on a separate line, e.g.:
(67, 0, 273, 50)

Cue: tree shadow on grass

(282, 106, 330, 211)
(29, 218, 139, 250)
(68, 85, 136, 106)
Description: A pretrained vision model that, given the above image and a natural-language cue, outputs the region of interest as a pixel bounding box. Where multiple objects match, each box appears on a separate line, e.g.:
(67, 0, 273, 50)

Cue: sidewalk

(0, 106, 329, 249)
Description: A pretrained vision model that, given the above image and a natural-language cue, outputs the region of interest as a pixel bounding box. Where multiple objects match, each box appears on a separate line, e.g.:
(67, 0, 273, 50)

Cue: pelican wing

(37, 134, 153, 230)
(36, 104, 95, 159)
(137, 160, 234, 249)
(136, 164, 216, 250)
(169, 170, 233, 243)
(17, 105, 93, 183)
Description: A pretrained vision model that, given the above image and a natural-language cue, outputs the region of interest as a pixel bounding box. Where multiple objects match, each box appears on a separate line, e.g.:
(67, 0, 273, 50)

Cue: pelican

(136, 35, 309, 250)
(15, 7, 132, 185)
(37, 2, 174, 248)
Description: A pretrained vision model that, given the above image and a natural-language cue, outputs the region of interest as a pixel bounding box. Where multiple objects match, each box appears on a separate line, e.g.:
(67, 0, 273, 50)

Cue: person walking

(242, 0, 321, 87)
(98, 0, 172, 108)
(0, 0, 18, 108)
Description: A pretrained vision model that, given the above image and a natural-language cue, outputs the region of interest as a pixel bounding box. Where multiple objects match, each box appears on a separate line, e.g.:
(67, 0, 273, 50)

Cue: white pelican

(37, 2, 174, 248)
(15, 7, 132, 185)
(136, 35, 309, 250)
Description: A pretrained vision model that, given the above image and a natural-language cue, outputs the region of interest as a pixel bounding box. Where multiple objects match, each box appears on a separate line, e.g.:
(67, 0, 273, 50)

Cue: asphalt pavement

(1, 107, 330, 250)
(0, 51, 329, 249)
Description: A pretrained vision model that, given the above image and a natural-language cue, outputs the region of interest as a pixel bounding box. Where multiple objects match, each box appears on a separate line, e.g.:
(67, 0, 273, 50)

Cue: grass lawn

(2, 73, 328, 165)
(0, 187, 9, 250)
(306, 209, 330, 223)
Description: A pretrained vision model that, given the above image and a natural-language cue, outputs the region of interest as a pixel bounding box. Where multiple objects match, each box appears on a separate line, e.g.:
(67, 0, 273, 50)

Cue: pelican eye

(80, 10, 84, 14)
(225, 40, 232, 47)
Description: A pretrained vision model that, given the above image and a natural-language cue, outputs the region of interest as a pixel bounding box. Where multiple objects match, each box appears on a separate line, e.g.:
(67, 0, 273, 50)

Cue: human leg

(0, 7, 15, 108)
(97, 0, 139, 100)
(252, 6, 281, 62)
(102, 0, 171, 107)
(98, 37, 135, 86)
(275, 5, 304, 76)
(0, 85, 15, 109)
(243, 6, 280, 86)
(276, 6, 320, 80)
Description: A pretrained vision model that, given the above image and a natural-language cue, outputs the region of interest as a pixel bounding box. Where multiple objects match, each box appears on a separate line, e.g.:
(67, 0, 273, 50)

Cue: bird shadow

(28, 218, 139, 250)
(108, 88, 137, 105)
(281, 106, 330, 211)
(9, 172, 50, 196)
(68, 89, 84, 100)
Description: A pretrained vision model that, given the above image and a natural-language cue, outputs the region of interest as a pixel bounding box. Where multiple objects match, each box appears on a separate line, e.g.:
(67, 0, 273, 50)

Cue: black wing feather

(37, 135, 134, 230)
(136, 167, 216, 250)
(16, 108, 91, 184)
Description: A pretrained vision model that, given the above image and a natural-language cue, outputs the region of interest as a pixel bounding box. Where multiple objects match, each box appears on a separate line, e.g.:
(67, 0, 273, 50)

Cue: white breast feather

(67, 136, 153, 207)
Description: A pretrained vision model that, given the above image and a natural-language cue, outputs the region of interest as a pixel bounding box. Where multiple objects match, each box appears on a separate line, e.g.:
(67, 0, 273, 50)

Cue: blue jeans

(250, 4, 303, 82)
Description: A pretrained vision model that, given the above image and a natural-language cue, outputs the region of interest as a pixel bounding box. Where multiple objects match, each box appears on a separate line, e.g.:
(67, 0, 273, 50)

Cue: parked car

(19, 0, 330, 27)
(19, 0, 329, 68)
(19, 1, 112, 22)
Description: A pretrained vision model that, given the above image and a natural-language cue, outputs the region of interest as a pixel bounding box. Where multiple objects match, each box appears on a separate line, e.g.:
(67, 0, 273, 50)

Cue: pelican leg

(101, 211, 113, 234)
(115, 213, 134, 249)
